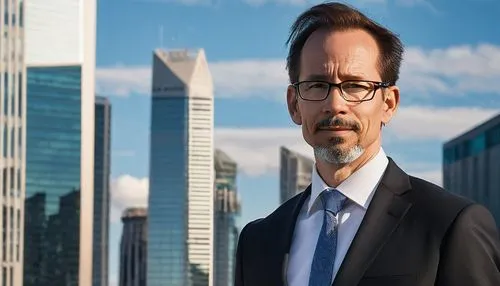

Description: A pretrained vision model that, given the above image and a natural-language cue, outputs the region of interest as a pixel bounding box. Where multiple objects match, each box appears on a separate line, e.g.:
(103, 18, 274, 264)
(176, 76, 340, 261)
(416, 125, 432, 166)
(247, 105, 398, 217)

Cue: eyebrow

(303, 73, 368, 81)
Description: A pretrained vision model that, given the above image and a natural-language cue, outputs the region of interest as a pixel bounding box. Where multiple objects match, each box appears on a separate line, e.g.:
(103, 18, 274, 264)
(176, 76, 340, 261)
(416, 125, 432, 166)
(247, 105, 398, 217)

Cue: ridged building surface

(120, 208, 148, 286)
(0, 1, 26, 285)
(147, 48, 214, 286)
(214, 149, 240, 286)
(443, 113, 500, 227)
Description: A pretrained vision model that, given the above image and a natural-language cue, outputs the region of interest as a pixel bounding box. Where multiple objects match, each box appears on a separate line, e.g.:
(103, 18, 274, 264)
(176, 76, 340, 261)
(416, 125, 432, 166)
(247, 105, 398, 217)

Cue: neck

(315, 142, 381, 187)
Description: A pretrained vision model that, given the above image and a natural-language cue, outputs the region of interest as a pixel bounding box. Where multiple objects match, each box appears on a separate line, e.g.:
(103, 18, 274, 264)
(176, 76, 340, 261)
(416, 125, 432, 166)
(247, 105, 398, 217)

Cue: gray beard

(314, 143, 364, 165)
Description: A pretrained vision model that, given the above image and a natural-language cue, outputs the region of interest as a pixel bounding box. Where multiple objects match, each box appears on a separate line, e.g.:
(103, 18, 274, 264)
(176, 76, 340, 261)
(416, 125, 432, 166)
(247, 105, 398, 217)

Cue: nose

(322, 85, 349, 115)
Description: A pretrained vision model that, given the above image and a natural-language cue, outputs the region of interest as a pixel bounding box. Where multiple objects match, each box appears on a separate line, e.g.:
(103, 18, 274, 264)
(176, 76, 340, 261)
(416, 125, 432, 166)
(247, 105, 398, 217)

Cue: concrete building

(22, 0, 97, 285)
(120, 208, 148, 286)
(0, 1, 26, 285)
(279, 146, 314, 204)
(147, 48, 214, 286)
(443, 113, 500, 227)
(93, 96, 111, 286)
(213, 149, 240, 286)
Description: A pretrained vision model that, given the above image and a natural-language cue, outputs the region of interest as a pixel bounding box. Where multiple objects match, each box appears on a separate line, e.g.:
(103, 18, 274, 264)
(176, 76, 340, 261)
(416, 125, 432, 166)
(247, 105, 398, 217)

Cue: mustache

(316, 116, 360, 131)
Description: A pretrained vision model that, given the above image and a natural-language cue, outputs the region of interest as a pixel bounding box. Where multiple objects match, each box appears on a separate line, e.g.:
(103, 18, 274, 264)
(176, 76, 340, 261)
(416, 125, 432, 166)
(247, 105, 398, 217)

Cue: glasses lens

(298, 81, 329, 101)
(341, 81, 375, 101)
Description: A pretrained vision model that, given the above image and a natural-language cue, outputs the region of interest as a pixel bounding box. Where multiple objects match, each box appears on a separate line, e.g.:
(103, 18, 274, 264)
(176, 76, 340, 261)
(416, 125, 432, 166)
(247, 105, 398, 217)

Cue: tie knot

(320, 189, 347, 215)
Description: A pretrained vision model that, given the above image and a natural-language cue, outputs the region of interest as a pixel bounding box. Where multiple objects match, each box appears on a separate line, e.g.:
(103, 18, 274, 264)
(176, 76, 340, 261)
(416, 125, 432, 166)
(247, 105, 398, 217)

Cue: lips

(319, 126, 352, 131)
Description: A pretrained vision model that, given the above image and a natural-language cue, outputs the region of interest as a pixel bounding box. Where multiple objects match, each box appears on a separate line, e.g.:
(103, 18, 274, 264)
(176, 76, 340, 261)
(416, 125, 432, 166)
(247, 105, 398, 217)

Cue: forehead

(299, 28, 381, 81)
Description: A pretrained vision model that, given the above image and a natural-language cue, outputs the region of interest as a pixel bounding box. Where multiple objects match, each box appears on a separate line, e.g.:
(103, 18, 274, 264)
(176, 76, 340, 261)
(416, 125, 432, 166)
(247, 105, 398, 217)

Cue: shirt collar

(308, 147, 389, 214)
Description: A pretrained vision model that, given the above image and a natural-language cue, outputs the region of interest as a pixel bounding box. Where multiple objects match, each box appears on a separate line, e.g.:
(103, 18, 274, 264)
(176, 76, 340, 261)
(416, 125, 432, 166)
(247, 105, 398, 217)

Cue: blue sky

(95, 0, 500, 285)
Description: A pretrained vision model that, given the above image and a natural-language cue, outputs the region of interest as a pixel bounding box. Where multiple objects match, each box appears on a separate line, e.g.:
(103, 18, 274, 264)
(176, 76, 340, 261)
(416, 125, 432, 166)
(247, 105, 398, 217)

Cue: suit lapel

(333, 158, 413, 286)
(280, 185, 311, 286)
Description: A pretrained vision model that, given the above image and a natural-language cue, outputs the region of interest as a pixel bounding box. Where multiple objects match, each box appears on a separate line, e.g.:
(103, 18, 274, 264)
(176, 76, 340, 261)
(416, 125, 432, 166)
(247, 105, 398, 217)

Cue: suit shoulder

(241, 192, 303, 235)
(408, 176, 477, 227)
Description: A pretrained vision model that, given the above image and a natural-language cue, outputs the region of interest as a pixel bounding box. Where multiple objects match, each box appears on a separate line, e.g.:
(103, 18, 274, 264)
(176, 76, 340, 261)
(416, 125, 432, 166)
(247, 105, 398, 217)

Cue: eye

(342, 81, 372, 93)
(305, 82, 329, 90)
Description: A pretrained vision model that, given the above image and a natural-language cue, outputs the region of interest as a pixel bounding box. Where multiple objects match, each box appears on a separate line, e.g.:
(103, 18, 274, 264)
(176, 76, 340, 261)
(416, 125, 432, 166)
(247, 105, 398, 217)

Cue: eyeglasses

(292, 80, 391, 102)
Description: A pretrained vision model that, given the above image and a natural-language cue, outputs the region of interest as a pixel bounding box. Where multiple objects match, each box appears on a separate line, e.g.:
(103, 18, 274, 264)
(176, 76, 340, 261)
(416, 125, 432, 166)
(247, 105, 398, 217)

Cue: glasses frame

(291, 80, 392, 102)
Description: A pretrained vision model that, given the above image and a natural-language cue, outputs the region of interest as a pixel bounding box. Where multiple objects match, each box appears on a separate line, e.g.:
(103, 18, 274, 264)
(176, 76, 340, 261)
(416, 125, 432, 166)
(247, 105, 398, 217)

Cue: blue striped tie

(308, 189, 347, 286)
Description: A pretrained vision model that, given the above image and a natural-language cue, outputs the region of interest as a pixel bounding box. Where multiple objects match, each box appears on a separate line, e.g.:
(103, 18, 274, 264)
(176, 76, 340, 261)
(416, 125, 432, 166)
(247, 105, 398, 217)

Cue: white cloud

(96, 44, 500, 99)
(387, 106, 499, 140)
(408, 169, 442, 186)
(110, 175, 149, 222)
(215, 127, 312, 176)
(215, 105, 499, 176)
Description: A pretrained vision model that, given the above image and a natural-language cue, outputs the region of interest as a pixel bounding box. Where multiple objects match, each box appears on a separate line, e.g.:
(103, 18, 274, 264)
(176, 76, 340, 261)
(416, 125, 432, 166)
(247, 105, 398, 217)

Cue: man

(234, 2, 500, 286)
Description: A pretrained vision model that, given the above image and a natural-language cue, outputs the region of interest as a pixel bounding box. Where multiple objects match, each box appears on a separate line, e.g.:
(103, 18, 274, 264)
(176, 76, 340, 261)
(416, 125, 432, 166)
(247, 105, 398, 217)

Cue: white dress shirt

(286, 148, 389, 286)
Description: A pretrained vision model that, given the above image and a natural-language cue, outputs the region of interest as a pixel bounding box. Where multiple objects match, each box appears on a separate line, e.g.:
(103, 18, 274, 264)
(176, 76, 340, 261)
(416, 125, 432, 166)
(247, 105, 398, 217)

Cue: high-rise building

(0, 0, 26, 285)
(93, 96, 111, 286)
(22, 0, 97, 285)
(279, 146, 314, 204)
(443, 113, 500, 227)
(120, 207, 148, 286)
(213, 149, 240, 286)
(147, 48, 214, 286)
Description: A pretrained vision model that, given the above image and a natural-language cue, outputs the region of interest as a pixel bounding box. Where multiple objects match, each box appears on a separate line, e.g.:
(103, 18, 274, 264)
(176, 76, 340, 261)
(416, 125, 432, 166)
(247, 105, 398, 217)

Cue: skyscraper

(94, 96, 111, 286)
(23, 0, 97, 285)
(120, 207, 148, 286)
(443, 113, 500, 227)
(279, 146, 314, 204)
(213, 149, 240, 286)
(0, 0, 26, 285)
(147, 48, 214, 286)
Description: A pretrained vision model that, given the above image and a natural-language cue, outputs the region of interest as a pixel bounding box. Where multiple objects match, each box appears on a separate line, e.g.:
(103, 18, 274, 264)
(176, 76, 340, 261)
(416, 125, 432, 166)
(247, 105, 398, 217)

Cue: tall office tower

(280, 146, 314, 204)
(22, 0, 97, 286)
(93, 96, 111, 286)
(120, 208, 148, 286)
(213, 149, 240, 286)
(0, 0, 26, 285)
(443, 113, 500, 227)
(147, 48, 214, 286)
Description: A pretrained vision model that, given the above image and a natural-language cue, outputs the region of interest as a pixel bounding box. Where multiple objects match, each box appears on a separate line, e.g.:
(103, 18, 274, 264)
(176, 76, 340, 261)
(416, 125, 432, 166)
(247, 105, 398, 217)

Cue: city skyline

(2, 0, 498, 285)
(99, 1, 500, 284)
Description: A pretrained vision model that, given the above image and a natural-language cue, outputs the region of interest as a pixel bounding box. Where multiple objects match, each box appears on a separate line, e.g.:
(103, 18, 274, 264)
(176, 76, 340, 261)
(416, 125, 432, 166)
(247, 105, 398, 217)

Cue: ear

(381, 85, 400, 125)
(287, 85, 302, 125)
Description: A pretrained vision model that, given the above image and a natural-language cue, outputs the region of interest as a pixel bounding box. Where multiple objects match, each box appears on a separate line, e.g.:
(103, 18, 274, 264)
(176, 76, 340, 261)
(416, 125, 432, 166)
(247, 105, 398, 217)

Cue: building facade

(213, 149, 240, 286)
(147, 48, 214, 286)
(93, 96, 111, 286)
(120, 208, 148, 286)
(443, 113, 500, 227)
(22, 0, 96, 285)
(279, 146, 314, 204)
(0, 0, 26, 285)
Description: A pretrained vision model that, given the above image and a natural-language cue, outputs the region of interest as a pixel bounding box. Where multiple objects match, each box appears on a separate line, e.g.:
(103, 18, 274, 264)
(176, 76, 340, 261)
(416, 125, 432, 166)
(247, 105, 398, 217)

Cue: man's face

(286, 28, 399, 164)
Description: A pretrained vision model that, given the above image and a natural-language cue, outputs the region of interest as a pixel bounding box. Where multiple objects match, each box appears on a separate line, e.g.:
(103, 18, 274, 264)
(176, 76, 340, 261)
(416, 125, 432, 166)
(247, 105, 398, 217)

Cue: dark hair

(286, 2, 404, 85)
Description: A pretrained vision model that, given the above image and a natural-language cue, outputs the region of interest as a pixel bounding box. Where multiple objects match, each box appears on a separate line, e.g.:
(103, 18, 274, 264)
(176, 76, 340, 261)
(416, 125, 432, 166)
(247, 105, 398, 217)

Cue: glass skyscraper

(94, 96, 111, 286)
(120, 207, 148, 286)
(0, 0, 26, 285)
(279, 146, 314, 204)
(22, 1, 97, 285)
(147, 48, 214, 286)
(213, 149, 240, 286)
(443, 113, 500, 227)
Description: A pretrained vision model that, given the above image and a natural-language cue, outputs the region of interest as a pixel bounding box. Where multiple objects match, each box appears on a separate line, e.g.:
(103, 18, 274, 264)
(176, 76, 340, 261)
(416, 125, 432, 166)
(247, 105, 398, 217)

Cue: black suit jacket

(234, 158, 500, 286)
